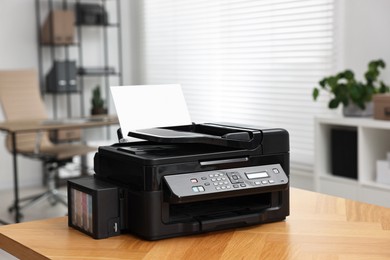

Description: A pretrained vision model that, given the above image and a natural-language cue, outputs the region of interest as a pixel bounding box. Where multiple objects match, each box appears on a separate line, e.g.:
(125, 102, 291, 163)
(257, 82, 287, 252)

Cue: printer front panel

(124, 151, 289, 240)
(163, 163, 288, 203)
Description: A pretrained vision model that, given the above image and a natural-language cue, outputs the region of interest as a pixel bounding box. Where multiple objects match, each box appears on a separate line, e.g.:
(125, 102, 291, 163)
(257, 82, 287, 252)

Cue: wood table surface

(1, 188, 390, 260)
(0, 115, 119, 133)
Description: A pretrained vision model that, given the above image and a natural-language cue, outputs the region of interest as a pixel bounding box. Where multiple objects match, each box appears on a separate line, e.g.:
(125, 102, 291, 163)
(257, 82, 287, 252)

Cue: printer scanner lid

(126, 123, 262, 150)
(106, 123, 288, 166)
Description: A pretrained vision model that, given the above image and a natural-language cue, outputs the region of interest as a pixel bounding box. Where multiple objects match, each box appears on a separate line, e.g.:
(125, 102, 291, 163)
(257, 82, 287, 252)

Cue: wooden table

(0, 115, 119, 223)
(0, 188, 389, 259)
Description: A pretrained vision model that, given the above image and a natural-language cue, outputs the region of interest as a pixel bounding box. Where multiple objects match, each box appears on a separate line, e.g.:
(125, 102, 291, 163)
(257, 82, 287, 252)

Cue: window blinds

(140, 0, 336, 173)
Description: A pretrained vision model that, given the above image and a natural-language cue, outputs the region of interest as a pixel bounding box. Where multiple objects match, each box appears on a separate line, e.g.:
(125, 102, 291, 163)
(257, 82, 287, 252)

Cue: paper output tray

(165, 190, 282, 233)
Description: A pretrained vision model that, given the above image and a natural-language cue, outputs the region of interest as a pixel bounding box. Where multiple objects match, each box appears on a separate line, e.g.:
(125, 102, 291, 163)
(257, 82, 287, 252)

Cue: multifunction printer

(68, 123, 289, 240)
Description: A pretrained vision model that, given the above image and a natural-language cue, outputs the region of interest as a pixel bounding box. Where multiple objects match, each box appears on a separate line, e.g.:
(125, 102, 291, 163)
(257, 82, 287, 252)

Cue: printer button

(204, 182, 210, 186)
(233, 184, 239, 188)
(214, 183, 218, 186)
(192, 186, 199, 192)
(211, 178, 216, 182)
(198, 186, 205, 192)
(240, 184, 246, 187)
(201, 177, 207, 180)
(190, 178, 198, 183)
(228, 173, 243, 184)
(272, 168, 280, 174)
(262, 180, 268, 184)
(216, 187, 221, 190)
(269, 180, 275, 184)
(254, 181, 261, 185)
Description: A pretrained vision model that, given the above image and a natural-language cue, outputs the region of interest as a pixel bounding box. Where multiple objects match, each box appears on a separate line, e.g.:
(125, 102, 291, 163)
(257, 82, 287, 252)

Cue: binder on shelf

(41, 10, 75, 45)
(75, 4, 108, 25)
(46, 61, 78, 93)
(331, 127, 358, 180)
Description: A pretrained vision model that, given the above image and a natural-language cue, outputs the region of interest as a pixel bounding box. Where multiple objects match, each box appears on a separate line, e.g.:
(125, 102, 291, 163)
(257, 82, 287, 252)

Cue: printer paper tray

(197, 211, 268, 231)
(166, 191, 284, 233)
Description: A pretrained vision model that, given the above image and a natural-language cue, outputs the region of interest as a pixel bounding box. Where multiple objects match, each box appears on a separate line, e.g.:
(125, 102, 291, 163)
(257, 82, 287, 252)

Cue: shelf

(78, 73, 121, 77)
(316, 116, 390, 129)
(315, 116, 390, 207)
(36, 0, 123, 119)
(319, 174, 358, 185)
(319, 176, 359, 201)
(76, 23, 119, 27)
(360, 180, 390, 191)
(45, 90, 81, 95)
(77, 67, 117, 76)
(40, 42, 79, 47)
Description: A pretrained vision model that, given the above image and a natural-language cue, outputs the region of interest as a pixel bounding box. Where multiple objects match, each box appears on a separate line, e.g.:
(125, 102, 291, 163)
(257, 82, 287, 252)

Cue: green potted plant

(91, 85, 108, 115)
(312, 59, 390, 116)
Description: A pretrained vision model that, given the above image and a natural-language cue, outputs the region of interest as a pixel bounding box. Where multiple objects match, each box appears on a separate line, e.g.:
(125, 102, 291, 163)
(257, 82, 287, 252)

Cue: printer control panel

(164, 164, 288, 198)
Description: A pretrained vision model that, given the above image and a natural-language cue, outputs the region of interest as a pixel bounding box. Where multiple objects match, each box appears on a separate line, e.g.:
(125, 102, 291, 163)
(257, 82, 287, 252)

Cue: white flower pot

(342, 102, 373, 117)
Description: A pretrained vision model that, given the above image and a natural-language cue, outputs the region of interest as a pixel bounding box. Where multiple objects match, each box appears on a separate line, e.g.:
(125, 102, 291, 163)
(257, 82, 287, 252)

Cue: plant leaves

(356, 100, 366, 110)
(319, 79, 326, 88)
(344, 70, 354, 80)
(315, 59, 389, 110)
(313, 88, 319, 100)
(328, 98, 339, 109)
(378, 59, 385, 68)
(350, 83, 361, 100)
(379, 81, 390, 93)
(341, 96, 349, 106)
(328, 76, 338, 88)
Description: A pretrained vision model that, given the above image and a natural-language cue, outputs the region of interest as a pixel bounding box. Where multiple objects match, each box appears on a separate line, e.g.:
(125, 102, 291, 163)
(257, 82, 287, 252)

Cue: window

(140, 0, 336, 175)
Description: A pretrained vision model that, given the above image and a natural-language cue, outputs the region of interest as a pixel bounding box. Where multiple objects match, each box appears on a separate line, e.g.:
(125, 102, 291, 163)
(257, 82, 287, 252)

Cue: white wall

(0, 0, 135, 190)
(340, 0, 390, 82)
(0, 2, 38, 70)
(0, 1, 42, 190)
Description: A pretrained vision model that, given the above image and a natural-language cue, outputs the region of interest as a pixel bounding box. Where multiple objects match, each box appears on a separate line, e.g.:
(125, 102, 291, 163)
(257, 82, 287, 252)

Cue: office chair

(0, 69, 96, 217)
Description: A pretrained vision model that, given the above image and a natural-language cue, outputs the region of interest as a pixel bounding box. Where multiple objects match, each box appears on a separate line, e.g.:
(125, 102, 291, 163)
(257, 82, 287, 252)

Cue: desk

(0, 115, 119, 223)
(0, 188, 389, 259)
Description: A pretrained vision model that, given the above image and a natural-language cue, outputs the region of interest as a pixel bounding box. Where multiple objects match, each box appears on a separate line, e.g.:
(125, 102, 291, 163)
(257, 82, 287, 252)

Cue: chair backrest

(0, 69, 52, 152)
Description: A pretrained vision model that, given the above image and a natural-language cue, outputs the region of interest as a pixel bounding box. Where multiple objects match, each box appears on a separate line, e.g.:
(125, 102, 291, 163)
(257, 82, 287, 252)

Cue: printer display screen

(245, 171, 269, 179)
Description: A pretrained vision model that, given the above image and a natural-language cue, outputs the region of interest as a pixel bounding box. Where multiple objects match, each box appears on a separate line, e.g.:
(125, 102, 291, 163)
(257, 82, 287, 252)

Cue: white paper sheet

(110, 84, 192, 139)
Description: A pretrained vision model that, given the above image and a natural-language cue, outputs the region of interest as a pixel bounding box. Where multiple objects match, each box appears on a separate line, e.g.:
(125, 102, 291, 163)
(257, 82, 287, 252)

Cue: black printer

(68, 123, 289, 240)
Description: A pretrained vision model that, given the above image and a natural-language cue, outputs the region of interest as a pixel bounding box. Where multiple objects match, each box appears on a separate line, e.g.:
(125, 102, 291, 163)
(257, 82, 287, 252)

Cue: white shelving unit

(314, 116, 390, 207)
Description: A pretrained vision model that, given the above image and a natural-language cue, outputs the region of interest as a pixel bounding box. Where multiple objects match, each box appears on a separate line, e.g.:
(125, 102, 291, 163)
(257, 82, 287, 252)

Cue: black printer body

(68, 123, 289, 240)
